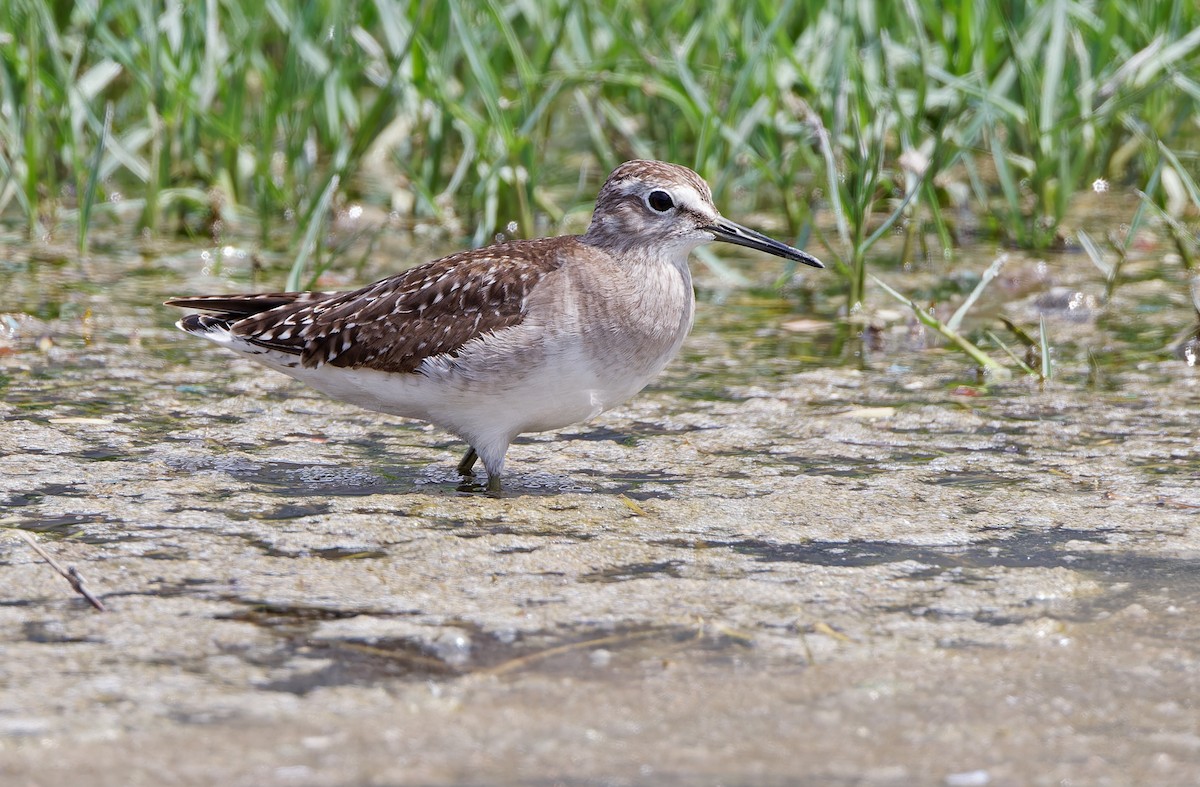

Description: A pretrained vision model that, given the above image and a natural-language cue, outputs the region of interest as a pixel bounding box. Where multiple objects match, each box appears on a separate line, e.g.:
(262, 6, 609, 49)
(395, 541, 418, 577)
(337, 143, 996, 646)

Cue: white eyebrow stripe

(672, 187, 715, 219)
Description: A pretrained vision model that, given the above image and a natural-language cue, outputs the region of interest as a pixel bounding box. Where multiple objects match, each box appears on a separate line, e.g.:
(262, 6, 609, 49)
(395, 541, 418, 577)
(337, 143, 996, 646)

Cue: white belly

(215, 249, 695, 476)
(274, 322, 666, 438)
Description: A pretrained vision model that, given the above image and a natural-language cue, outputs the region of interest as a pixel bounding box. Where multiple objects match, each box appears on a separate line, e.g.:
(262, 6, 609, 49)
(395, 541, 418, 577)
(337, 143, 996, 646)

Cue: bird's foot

(457, 447, 479, 476)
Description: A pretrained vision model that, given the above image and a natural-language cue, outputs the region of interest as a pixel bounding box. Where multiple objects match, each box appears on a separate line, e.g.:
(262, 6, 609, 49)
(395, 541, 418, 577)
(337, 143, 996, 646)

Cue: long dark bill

(707, 217, 824, 268)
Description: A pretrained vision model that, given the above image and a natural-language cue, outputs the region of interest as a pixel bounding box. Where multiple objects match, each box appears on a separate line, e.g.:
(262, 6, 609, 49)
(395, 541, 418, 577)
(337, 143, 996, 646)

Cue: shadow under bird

(167, 160, 824, 491)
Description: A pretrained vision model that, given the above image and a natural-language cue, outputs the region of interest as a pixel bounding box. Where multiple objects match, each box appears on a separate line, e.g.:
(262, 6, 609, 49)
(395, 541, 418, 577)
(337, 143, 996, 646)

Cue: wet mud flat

(2, 247, 1200, 785)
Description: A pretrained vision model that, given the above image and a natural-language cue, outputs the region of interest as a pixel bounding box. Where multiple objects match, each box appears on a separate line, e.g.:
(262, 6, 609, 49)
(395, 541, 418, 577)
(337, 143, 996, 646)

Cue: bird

(166, 160, 824, 492)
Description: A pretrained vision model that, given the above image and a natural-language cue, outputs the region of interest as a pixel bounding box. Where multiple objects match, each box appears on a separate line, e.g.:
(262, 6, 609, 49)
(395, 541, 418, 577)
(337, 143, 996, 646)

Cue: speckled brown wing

(217, 237, 568, 373)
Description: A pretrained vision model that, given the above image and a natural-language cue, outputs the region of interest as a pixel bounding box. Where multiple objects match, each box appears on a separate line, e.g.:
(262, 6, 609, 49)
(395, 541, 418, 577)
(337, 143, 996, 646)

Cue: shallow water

(1, 224, 1199, 785)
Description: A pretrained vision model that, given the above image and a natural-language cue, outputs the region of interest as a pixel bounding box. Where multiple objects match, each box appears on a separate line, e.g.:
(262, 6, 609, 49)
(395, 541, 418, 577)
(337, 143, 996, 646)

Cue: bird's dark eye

(647, 190, 674, 212)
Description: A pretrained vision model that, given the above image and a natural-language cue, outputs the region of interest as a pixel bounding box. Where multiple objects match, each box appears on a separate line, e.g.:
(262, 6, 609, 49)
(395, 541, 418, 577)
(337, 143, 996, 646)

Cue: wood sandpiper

(167, 160, 824, 492)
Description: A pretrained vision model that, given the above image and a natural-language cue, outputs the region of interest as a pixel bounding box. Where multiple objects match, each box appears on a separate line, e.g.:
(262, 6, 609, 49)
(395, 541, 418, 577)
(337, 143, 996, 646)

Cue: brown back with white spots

(179, 237, 568, 374)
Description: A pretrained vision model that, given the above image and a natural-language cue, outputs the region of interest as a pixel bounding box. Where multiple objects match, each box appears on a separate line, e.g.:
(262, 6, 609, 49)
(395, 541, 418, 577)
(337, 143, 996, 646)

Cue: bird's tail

(164, 292, 320, 320)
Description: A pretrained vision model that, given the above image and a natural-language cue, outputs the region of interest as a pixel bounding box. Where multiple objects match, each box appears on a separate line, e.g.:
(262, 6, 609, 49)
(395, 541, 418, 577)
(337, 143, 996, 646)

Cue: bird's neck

(579, 228, 701, 275)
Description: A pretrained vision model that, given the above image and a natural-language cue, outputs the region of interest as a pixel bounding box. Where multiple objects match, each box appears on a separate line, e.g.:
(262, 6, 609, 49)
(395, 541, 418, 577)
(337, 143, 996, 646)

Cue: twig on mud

(12, 530, 106, 612)
(481, 628, 666, 677)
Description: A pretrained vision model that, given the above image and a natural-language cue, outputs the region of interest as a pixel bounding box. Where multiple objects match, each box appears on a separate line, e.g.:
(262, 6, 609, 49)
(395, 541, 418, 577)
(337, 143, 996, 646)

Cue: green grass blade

(986, 330, 1037, 376)
(871, 274, 1013, 380)
(1156, 141, 1200, 210)
(1123, 159, 1163, 250)
(1077, 229, 1113, 280)
(78, 102, 113, 255)
(286, 174, 339, 293)
(989, 133, 1026, 246)
(947, 253, 1008, 332)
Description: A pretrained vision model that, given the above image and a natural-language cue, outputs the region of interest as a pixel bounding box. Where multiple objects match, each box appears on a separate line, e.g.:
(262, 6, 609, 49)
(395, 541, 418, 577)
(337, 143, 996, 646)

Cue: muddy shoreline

(3, 240, 1199, 785)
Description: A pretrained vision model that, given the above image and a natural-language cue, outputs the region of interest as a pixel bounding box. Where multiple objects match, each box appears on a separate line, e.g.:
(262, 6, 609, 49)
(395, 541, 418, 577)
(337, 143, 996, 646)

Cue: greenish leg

(457, 447, 478, 476)
(456, 445, 501, 492)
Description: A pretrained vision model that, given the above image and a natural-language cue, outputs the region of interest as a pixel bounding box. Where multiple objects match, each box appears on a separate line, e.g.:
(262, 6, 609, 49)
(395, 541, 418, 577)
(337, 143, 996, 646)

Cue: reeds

(0, 0, 1196, 299)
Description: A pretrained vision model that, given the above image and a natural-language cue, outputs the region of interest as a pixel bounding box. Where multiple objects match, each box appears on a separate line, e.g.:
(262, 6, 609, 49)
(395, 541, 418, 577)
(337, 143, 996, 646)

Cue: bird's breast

(555, 254, 695, 405)
(409, 253, 696, 435)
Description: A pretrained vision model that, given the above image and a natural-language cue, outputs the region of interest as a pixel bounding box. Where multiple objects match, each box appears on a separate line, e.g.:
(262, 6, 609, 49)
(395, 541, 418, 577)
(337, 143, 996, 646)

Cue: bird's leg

(466, 442, 507, 493)
(457, 446, 479, 476)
